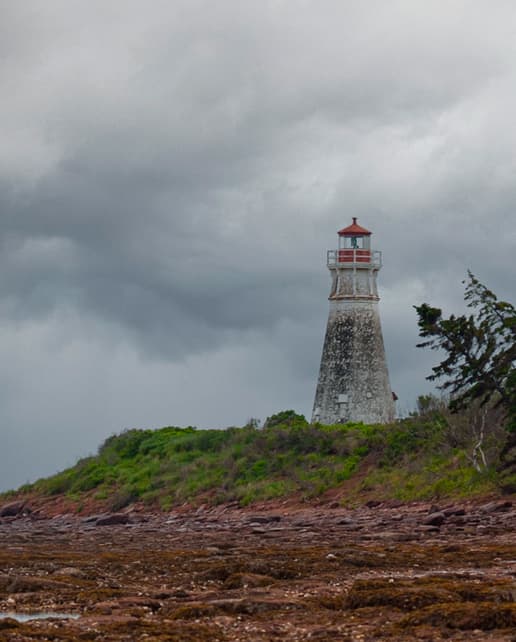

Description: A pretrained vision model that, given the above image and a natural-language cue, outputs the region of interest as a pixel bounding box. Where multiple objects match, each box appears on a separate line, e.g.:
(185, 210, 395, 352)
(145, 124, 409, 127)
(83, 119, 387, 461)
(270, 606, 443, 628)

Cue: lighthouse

(312, 218, 395, 425)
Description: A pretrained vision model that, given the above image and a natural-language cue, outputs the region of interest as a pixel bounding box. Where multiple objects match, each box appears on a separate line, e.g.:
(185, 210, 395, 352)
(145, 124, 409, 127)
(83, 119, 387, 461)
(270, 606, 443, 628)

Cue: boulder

(246, 515, 281, 524)
(95, 513, 131, 526)
(422, 512, 446, 526)
(443, 506, 466, 517)
(0, 501, 26, 517)
(480, 500, 512, 513)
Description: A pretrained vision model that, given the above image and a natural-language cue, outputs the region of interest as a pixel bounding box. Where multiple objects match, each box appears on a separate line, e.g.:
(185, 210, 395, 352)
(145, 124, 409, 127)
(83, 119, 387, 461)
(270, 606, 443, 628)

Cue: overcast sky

(1, 1, 515, 491)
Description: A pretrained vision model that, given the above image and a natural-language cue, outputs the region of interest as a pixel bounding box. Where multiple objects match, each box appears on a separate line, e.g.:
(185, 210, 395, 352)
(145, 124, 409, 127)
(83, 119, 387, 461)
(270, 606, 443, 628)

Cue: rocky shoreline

(0, 497, 515, 640)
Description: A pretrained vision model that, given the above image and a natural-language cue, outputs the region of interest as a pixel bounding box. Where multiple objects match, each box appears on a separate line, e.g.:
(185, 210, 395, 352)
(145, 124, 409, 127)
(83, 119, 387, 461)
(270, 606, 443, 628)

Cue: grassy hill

(5, 408, 510, 513)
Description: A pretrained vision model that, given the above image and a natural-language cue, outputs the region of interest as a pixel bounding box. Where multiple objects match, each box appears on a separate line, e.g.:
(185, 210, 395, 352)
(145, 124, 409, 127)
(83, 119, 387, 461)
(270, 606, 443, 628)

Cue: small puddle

(0, 612, 80, 622)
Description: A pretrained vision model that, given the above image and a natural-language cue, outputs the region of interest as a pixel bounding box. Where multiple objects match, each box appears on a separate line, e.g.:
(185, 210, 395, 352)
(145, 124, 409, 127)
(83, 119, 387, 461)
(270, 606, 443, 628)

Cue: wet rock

(90, 596, 161, 613)
(336, 517, 354, 525)
(223, 572, 274, 589)
(80, 613, 140, 628)
(400, 602, 516, 630)
(4, 575, 72, 592)
(0, 501, 26, 517)
(374, 531, 409, 541)
(81, 514, 105, 523)
(168, 597, 302, 619)
(0, 618, 19, 630)
(95, 513, 131, 526)
(448, 515, 467, 526)
(422, 512, 446, 526)
(346, 578, 460, 610)
(480, 500, 512, 513)
(443, 506, 466, 517)
(416, 525, 440, 533)
(246, 515, 281, 523)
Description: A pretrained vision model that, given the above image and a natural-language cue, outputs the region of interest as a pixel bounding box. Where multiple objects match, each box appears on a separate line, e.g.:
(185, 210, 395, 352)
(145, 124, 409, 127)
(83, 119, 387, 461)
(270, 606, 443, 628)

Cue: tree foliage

(263, 410, 308, 428)
(414, 272, 516, 433)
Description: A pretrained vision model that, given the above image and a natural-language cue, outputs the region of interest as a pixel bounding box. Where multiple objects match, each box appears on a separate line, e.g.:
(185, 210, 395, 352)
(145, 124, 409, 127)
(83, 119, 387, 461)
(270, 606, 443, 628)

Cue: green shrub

(109, 486, 139, 511)
(264, 410, 307, 428)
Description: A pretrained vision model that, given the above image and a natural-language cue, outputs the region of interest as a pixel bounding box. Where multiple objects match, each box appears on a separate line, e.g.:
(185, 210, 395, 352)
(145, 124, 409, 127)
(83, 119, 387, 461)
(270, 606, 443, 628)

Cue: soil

(0, 496, 515, 641)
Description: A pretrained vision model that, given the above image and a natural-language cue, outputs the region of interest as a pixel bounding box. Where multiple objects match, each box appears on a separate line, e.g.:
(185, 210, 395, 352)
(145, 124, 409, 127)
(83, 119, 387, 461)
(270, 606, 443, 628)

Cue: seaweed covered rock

(399, 602, 516, 631)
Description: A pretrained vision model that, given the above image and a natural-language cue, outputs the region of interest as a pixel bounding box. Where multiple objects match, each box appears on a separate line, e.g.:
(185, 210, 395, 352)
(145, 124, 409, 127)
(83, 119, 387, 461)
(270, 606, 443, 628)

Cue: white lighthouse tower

(312, 218, 395, 425)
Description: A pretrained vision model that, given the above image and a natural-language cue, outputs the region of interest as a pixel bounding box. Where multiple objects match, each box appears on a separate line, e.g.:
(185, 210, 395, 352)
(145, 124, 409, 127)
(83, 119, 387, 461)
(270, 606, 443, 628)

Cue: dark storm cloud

(0, 160, 321, 358)
(1, 1, 516, 490)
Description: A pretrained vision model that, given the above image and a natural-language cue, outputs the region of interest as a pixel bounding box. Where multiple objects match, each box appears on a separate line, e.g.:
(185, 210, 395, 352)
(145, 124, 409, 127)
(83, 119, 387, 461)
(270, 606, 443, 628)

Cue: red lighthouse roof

(338, 217, 371, 236)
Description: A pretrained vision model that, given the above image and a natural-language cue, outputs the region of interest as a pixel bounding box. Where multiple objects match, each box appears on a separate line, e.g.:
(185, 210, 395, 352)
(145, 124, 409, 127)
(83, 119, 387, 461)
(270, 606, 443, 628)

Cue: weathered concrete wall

(312, 299, 395, 425)
(330, 266, 379, 300)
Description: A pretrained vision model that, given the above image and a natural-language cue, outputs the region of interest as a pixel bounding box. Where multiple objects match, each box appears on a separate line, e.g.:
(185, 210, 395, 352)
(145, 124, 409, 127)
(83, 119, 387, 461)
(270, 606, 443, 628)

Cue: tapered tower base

(312, 299, 394, 424)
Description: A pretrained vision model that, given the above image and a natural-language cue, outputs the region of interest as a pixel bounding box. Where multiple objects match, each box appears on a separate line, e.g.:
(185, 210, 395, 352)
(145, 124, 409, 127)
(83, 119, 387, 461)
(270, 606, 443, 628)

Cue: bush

(263, 410, 307, 428)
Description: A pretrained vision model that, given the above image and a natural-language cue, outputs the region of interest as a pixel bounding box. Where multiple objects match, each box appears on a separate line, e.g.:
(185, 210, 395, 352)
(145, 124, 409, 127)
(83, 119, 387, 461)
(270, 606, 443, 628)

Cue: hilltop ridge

(2, 408, 512, 516)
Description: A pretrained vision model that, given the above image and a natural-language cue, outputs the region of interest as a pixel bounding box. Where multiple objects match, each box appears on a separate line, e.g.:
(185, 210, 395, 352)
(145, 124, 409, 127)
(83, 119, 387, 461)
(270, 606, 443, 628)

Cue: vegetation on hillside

(10, 404, 507, 511)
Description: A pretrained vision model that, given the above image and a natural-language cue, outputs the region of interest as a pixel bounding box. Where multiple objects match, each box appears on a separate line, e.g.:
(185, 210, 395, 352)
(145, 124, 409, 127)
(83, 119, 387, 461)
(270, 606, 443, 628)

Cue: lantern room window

(339, 235, 364, 250)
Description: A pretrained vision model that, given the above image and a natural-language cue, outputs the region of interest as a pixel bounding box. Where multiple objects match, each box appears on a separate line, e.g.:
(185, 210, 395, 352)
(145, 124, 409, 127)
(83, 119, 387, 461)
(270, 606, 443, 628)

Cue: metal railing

(327, 249, 382, 268)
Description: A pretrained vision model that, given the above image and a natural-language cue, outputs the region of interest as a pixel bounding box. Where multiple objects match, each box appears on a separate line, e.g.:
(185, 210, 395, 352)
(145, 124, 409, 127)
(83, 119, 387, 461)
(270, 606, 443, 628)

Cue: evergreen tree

(414, 272, 516, 437)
